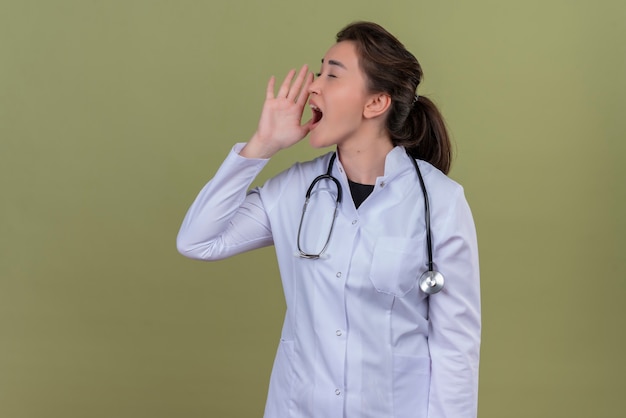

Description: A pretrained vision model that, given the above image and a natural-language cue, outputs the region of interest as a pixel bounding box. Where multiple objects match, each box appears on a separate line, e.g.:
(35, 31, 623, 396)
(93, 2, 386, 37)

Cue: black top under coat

(348, 179, 375, 209)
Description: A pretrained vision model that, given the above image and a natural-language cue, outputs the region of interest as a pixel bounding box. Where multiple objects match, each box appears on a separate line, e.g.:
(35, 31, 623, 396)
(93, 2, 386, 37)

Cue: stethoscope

(296, 150, 445, 295)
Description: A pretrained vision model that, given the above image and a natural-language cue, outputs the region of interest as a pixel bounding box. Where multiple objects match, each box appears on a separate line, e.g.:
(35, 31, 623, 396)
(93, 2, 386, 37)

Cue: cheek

(333, 106, 363, 130)
(328, 98, 363, 124)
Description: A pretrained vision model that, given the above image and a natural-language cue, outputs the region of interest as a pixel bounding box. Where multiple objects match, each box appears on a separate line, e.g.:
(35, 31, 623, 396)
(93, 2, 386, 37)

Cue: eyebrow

(321, 58, 347, 69)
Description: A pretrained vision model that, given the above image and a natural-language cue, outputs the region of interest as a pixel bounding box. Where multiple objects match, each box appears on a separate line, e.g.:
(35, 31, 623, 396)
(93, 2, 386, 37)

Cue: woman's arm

(177, 65, 314, 260)
(426, 186, 481, 418)
(176, 145, 274, 260)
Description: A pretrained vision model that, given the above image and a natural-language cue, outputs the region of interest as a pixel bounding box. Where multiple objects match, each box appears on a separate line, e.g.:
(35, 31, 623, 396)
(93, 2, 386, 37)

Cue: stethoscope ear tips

(419, 270, 445, 294)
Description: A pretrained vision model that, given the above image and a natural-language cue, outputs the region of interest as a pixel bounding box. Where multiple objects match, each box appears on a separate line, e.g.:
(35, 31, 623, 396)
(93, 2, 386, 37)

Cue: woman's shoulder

(259, 151, 335, 198)
(292, 151, 335, 172)
(416, 159, 463, 193)
(273, 151, 334, 181)
(415, 160, 476, 227)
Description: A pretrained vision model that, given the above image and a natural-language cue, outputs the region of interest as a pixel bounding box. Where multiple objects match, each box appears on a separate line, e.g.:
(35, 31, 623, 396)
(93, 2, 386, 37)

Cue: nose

(308, 75, 320, 95)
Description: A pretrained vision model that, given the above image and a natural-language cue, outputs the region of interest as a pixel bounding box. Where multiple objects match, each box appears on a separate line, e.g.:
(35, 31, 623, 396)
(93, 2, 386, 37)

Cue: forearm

(176, 143, 273, 260)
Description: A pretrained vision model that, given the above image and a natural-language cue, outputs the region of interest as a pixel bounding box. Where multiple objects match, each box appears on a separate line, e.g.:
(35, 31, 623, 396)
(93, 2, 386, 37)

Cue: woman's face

(307, 41, 373, 149)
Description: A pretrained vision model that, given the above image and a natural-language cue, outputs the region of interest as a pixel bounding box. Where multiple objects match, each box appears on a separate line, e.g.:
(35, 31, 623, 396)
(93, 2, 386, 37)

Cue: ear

(363, 93, 391, 119)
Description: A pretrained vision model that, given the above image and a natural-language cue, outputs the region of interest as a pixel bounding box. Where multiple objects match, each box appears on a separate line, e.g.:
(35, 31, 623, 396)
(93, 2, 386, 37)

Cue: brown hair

(336, 21, 452, 173)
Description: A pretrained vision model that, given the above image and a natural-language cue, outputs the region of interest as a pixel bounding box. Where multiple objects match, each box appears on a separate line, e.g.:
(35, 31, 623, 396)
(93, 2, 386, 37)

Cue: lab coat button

(336, 272, 342, 278)
(351, 219, 357, 225)
(335, 389, 341, 395)
(380, 181, 386, 187)
(336, 330, 342, 336)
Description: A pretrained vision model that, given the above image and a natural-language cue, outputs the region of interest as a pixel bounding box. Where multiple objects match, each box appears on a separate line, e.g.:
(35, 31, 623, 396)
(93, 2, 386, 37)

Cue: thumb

(301, 117, 314, 134)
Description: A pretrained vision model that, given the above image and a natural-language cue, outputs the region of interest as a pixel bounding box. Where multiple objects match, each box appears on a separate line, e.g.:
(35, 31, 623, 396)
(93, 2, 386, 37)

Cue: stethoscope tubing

(407, 151, 434, 273)
(297, 150, 444, 294)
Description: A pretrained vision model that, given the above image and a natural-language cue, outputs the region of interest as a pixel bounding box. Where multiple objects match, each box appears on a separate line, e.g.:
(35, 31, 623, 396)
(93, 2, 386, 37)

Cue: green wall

(1, 1, 624, 417)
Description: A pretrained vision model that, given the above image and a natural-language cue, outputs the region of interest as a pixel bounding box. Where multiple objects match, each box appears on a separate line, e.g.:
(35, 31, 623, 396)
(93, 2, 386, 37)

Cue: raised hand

(241, 65, 314, 159)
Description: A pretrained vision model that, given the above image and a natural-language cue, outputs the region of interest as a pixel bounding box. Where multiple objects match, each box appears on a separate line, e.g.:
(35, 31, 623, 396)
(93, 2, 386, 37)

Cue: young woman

(177, 21, 480, 418)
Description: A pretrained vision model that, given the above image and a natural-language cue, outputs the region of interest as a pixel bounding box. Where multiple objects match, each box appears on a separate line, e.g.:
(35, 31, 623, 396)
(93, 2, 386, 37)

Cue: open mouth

(310, 104, 323, 125)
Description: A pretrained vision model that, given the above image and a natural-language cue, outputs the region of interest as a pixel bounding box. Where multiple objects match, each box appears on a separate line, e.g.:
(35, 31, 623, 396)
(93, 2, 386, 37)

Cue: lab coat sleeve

(176, 143, 275, 260)
(427, 186, 481, 418)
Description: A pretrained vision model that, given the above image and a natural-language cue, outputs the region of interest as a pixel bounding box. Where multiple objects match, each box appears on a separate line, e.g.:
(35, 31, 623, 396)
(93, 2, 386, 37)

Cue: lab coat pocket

(392, 355, 431, 418)
(370, 236, 424, 297)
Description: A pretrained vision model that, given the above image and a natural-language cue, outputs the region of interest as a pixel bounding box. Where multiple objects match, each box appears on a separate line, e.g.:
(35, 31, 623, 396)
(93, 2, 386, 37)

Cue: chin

(308, 131, 331, 149)
(308, 127, 342, 149)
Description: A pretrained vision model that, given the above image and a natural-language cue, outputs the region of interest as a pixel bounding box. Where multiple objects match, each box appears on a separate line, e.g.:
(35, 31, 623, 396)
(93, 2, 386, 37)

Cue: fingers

(266, 76, 276, 100)
(296, 72, 314, 107)
(272, 65, 311, 102)
(276, 69, 296, 99)
(286, 65, 309, 102)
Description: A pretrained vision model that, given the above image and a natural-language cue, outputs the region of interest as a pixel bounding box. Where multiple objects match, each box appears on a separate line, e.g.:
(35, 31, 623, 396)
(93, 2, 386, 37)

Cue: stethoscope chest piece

(300, 150, 446, 295)
(419, 270, 445, 294)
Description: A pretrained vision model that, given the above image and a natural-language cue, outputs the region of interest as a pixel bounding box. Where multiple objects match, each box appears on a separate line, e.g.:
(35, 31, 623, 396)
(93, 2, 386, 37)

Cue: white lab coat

(177, 144, 481, 418)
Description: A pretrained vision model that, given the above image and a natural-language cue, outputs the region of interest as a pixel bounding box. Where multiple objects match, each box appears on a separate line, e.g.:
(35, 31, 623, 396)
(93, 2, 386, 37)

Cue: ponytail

(395, 95, 452, 174)
(336, 21, 453, 174)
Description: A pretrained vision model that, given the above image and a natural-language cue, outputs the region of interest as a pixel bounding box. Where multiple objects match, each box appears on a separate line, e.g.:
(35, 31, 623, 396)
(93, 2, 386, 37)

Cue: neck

(337, 134, 394, 185)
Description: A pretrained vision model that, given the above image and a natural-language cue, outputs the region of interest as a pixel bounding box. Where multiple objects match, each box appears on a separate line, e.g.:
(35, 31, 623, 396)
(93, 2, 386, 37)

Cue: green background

(1, 1, 624, 417)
